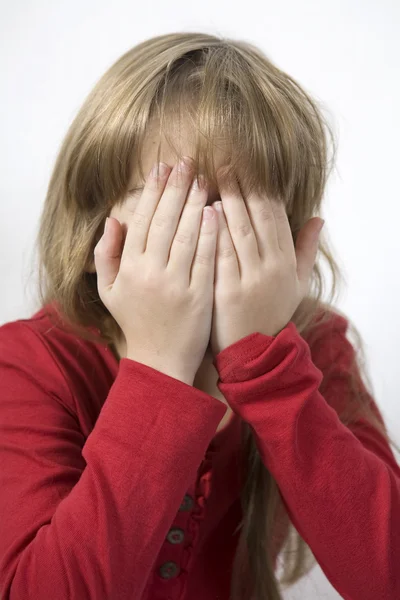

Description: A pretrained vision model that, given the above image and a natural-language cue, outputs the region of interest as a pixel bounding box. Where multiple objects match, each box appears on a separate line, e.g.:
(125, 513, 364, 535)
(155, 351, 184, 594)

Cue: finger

(122, 161, 171, 260)
(213, 201, 240, 281)
(295, 218, 324, 285)
(216, 167, 259, 273)
(269, 196, 296, 257)
(240, 185, 295, 260)
(238, 186, 279, 258)
(190, 206, 218, 289)
(94, 217, 124, 291)
(168, 175, 209, 282)
(146, 158, 195, 269)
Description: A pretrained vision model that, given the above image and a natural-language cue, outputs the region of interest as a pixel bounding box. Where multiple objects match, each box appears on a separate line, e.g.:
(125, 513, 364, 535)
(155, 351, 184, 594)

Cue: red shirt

(0, 303, 399, 600)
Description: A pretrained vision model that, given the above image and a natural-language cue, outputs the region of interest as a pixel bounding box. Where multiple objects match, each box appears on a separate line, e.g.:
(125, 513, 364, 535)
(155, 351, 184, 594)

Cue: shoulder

(301, 301, 353, 360)
(299, 301, 374, 409)
(0, 303, 117, 417)
(299, 301, 365, 391)
(304, 300, 350, 337)
(0, 307, 73, 404)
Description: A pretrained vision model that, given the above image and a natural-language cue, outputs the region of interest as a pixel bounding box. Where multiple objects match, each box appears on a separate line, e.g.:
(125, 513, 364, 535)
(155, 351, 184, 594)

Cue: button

(179, 494, 193, 511)
(167, 527, 185, 544)
(159, 561, 180, 579)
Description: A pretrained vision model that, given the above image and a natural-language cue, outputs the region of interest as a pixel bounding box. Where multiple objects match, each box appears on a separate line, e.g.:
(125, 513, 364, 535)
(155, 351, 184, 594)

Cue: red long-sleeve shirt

(0, 302, 399, 600)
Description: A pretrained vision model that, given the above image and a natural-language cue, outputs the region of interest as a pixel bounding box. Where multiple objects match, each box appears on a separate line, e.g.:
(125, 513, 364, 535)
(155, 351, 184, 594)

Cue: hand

(209, 167, 324, 356)
(94, 158, 218, 385)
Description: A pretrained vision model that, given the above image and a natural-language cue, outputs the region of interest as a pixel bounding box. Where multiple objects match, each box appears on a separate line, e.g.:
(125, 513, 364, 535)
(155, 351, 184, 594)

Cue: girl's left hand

(210, 167, 325, 357)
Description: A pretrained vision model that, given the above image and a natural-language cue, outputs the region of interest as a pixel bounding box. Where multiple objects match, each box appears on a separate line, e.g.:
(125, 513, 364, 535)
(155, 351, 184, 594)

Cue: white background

(1, 0, 399, 597)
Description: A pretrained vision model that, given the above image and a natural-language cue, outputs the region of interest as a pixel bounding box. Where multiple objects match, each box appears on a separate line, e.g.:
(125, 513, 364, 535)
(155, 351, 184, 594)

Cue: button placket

(158, 560, 180, 579)
(167, 527, 185, 544)
(157, 495, 193, 582)
(179, 494, 194, 512)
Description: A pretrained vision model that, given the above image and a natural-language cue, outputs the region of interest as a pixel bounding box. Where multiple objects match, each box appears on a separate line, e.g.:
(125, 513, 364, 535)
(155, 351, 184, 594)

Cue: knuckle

(169, 282, 185, 302)
(173, 229, 195, 245)
(233, 222, 253, 237)
(257, 206, 275, 222)
(194, 251, 211, 266)
(274, 210, 288, 223)
(219, 286, 239, 304)
(142, 271, 160, 290)
(218, 245, 236, 259)
(189, 292, 208, 312)
(268, 257, 285, 276)
(274, 214, 289, 230)
(152, 212, 174, 228)
(116, 260, 132, 282)
(132, 211, 151, 228)
(200, 226, 216, 237)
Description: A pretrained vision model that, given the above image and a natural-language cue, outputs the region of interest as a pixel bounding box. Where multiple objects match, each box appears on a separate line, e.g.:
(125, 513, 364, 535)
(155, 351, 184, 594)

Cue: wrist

(125, 352, 194, 386)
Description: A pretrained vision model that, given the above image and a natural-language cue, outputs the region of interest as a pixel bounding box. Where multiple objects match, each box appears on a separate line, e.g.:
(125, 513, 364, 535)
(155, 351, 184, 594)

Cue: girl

(0, 32, 399, 600)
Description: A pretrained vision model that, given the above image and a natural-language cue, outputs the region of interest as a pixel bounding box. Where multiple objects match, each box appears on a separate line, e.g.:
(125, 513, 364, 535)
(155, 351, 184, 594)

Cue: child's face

(86, 123, 228, 277)
(111, 129, 225, 238)
(87, 126, 227, 358)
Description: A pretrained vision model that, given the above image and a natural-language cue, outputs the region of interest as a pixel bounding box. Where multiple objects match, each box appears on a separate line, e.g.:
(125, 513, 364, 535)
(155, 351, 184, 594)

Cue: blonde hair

(32, 33, 399, 599)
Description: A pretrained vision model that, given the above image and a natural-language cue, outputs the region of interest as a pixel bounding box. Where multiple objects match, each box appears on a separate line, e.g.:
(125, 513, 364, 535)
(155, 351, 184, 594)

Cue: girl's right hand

(94, 157, 218, 386)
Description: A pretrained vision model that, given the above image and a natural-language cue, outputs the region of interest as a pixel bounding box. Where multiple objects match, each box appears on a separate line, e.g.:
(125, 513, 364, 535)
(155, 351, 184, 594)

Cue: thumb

(295, 218, 324, 285)
(94, 216, 124, 291)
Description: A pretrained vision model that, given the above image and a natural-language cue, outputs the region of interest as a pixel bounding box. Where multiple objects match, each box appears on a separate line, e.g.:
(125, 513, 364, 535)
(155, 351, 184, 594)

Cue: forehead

(128, 120, 229, 188)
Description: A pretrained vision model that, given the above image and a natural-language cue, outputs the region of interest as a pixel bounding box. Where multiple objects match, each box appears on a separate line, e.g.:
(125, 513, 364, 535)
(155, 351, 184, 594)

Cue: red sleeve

(0, 321, 227, 600)
(213, 316, 400, 600)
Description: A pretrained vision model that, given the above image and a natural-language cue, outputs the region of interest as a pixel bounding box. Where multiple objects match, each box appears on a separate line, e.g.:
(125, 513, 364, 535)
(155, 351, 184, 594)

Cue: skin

(87, 126, 323, 433)
(86, 128, 230, 416)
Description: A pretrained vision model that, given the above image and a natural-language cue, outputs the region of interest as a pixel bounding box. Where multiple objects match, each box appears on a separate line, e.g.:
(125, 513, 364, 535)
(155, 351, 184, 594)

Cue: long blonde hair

(32, 33, 400, 599)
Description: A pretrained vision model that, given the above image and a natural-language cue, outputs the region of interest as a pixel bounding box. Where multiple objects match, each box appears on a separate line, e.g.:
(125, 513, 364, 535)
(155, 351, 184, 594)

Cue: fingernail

(104, 217, 110, 235)
(214, 201, 223, 212)
(202, 206, 215, 225)
(151, 162, 169, 178)
(177, 157, 192, 173)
